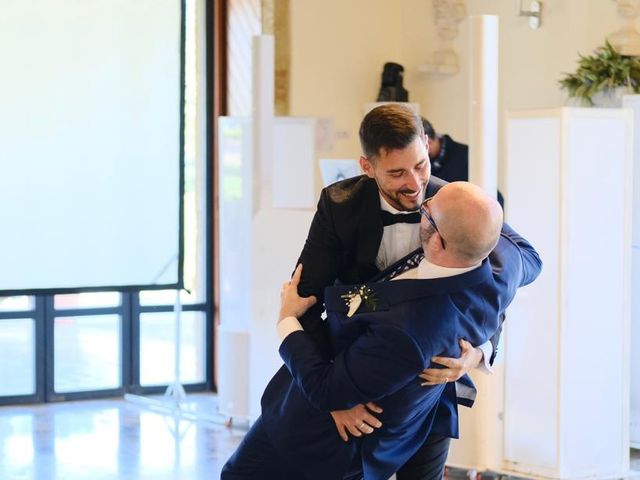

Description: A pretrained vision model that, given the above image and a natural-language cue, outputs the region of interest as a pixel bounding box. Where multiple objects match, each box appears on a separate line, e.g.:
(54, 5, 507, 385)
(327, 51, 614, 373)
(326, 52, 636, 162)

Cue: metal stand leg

(125, 289, 228, 425)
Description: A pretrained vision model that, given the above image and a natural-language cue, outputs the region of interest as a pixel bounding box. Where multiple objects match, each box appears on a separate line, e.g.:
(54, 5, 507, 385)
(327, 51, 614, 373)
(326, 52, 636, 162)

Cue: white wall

(289, 0, 625, 185)
(289, 0, 403, 158)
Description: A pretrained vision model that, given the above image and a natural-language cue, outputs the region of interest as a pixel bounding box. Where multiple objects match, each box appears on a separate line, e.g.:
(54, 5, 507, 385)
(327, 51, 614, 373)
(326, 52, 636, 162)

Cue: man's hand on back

(418, 339, 483, 385)
(278, 264, 317, 321)
(329, 402, 384, 442)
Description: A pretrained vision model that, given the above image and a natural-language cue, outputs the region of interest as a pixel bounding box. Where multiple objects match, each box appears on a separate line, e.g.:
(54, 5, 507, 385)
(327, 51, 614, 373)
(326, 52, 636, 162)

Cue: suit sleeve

(279, 323, 429, 411)
(486, 222, 543, 364)
(498, 222, 543, 287)
(292, 189, 345, 354)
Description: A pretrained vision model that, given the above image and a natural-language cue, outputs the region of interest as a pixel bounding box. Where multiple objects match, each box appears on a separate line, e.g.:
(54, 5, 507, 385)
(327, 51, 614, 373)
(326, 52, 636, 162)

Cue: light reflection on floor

(1, 395, 638, 480)
(0, 394, 243, 480)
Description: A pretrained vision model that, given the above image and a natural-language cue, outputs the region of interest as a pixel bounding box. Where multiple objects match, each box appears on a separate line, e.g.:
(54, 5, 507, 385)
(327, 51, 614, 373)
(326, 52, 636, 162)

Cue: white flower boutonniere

(341, 285, 377, 318)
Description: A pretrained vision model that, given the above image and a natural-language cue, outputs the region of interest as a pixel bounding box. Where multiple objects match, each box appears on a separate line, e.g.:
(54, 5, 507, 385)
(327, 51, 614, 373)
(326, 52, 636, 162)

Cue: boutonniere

(341, 285, 377, 317)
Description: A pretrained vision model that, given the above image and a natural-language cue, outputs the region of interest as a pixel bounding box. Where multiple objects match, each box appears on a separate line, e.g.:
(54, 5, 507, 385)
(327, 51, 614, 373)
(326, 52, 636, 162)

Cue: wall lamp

(519, 0, 542, 29)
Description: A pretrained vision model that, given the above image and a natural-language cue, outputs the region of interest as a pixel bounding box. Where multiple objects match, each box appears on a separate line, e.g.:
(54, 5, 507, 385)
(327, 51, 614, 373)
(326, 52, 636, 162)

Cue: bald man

(222, 182, 542, 480)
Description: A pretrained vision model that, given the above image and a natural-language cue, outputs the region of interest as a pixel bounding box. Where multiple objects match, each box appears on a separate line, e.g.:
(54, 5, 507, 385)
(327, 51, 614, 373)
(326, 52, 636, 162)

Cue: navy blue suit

(222, 225, 541, 480)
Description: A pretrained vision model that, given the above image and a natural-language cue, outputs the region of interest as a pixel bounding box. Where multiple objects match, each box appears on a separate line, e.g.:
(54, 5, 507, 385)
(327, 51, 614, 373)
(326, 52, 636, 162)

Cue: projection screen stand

(125, 289, 227, 425)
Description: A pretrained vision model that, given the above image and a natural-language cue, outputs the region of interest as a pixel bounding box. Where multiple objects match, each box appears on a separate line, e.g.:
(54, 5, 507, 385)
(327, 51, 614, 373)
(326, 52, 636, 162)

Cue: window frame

(0, 0, 216, 406)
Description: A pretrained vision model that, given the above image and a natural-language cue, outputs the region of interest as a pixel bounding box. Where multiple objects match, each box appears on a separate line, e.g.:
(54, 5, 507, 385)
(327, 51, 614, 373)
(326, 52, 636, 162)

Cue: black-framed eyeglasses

(420, 197, 446, 248)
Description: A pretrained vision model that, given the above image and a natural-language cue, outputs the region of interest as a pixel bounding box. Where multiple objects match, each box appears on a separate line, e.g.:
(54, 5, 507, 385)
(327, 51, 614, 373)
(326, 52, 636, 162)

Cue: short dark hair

(359, 104, 424, 160)
(421, 117, 436, 139)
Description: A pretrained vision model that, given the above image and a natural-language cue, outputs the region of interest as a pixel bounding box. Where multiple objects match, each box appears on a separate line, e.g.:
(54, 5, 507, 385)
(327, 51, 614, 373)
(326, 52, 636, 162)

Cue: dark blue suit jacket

(261, 225, 542, 480)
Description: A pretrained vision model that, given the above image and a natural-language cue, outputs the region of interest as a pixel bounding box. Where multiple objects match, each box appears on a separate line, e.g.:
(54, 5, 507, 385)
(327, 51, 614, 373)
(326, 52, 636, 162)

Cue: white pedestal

(622, 95, 640, 449)
(217, 37, 317, 423)
(447, 16, 502, 473)
(503, 108, 633, 479)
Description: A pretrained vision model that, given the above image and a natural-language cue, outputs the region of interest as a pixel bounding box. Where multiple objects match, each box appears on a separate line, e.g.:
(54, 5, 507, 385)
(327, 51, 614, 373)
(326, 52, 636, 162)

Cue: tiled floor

(0, 394, 638, 480)
(0, 394, 243, 480)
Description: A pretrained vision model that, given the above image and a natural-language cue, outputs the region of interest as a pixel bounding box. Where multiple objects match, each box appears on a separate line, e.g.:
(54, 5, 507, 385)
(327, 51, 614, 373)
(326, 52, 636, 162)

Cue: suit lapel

(354, 179, 384, 276)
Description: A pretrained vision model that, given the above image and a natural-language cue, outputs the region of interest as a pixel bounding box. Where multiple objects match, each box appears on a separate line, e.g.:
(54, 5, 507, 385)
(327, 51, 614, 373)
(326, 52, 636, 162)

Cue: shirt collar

(417, 257, 481, 279)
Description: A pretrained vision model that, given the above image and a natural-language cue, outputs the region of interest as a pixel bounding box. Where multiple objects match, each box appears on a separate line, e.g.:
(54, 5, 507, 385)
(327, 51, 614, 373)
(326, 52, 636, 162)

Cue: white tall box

(622, 95, 640, 449)
(504, 108, 633, 479)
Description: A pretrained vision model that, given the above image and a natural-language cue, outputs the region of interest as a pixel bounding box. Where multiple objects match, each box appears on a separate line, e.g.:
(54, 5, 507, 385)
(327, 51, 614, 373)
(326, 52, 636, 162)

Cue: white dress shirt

(375, 195, 422, 271)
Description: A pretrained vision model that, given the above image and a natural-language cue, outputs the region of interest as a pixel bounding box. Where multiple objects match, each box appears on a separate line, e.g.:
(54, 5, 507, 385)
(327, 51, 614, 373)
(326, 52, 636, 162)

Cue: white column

(468, 15, 498, 197)
(249, 34, 276, 420)
(252, 35, 275, 208)
(447, 15, 502, 473)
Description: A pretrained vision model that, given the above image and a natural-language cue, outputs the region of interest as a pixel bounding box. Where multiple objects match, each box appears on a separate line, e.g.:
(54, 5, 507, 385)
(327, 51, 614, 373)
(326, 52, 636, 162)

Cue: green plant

(559, 40, 640, 104)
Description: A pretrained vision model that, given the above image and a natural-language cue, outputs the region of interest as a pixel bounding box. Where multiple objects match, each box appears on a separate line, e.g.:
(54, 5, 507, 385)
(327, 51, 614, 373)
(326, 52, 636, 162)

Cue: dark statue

(376, 62, 409, 102)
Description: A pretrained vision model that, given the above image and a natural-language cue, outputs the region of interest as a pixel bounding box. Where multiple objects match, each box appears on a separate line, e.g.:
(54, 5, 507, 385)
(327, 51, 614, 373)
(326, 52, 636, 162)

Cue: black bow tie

(380, 210, 421, 227)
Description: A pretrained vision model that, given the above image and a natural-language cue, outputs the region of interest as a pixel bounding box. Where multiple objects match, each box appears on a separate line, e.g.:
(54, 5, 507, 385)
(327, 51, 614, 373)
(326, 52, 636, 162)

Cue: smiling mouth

(400, 191, 420, 198)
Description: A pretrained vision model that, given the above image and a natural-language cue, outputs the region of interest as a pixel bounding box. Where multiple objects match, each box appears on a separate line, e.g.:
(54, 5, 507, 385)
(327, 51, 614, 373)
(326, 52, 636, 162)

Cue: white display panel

(504, 108, 632, 479)
(504, 116, 561, 472)
(0, 0, 183, 292)
(218, 117, 253, 332)
(217, 115, 316, 330)
(632, 247, 640, 448)
(622, 95, 640, 448)
(272, 117, 316, 209)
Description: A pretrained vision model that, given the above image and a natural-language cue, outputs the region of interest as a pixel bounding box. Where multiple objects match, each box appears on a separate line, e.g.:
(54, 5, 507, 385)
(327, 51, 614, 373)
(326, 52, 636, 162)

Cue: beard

(379, 185, 425, 211)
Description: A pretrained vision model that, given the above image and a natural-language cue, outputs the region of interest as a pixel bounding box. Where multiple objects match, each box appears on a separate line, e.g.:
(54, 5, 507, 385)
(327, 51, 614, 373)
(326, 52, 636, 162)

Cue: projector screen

(0, 0, 184, 294)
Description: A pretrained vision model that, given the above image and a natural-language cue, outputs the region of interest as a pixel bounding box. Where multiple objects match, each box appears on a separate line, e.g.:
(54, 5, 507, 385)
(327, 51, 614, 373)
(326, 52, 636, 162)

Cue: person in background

(422, 116, 504, 207)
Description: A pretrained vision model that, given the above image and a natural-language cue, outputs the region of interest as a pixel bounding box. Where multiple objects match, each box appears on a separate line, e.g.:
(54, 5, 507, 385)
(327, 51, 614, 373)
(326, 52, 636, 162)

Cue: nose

(406, 171, 422, 193)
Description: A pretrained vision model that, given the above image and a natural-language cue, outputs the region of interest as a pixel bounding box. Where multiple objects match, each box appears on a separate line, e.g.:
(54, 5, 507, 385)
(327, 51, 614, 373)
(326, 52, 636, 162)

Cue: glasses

(419, 197, 446, 248)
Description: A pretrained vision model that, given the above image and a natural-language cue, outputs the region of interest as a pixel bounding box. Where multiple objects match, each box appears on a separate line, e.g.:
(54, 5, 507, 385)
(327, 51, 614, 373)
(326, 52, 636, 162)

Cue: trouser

(396, 434, 451, 480)
(221, 416, 363, 480)
(222, 418, 449, 480)
(221, 417, 305, 480)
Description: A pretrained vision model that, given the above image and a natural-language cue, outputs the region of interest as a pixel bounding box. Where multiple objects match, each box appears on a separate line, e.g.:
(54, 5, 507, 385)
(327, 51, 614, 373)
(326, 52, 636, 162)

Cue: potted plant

(559, 40, 640, 106)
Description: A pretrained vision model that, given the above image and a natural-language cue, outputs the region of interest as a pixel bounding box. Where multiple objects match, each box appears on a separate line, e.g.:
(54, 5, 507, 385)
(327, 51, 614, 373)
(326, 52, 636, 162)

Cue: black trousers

(396, 434, 451, 480)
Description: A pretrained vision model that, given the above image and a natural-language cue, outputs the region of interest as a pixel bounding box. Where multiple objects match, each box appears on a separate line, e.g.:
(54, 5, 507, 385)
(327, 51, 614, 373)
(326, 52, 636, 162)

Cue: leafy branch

(559, 40, 640, 104)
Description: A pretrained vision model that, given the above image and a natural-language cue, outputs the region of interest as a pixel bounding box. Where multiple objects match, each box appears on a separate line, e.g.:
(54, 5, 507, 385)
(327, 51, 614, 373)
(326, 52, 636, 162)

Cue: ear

(425, 134, 434, 158)
(433, 232, 445, 252)
(359, 156, 375, 178)
(426, 230, 445, 256)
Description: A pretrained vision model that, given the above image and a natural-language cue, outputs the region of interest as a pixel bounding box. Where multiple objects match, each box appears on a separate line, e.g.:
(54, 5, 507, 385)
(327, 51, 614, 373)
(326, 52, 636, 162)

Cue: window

(0, 0, 212, 405)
